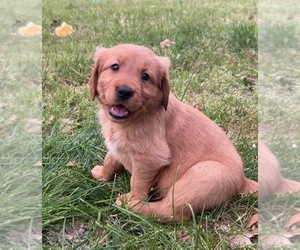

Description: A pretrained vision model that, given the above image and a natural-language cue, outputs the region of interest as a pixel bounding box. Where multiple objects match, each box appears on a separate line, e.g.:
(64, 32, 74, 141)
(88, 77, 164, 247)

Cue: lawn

(258, 0, 300, 248)
(42, 0, 258, 249)
(0, 0, 42, 249)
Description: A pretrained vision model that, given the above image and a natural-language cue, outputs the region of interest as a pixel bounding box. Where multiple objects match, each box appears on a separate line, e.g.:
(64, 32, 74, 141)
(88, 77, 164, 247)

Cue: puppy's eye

(142, 73, 150, 81)
(111, 64, 119, 71)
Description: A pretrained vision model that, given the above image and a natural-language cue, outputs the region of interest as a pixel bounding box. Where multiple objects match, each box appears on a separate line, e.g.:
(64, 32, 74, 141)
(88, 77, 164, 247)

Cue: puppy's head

(89, 44, 170, 122)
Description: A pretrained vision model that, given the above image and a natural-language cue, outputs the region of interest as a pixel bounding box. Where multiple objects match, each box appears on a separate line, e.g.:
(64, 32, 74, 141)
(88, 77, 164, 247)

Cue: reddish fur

(259, 140, 300, 199)
(89, 44, 258, 222)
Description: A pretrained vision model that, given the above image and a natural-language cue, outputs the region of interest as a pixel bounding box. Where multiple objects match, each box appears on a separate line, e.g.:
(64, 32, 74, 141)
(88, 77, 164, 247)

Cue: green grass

(43, 0, 258, 248)
(0, 0, 42, 248)
(258, 0, 300, 249)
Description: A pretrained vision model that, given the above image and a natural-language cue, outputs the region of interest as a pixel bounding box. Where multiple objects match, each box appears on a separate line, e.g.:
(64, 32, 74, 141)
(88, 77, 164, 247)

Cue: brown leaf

(225, 18, 233, 25)
(9, 115, 18, 122)
(33, 161, 42, 167)
(285, 213, 300, 229)
(120, 18, 126, 27)
(26, 118, 42, 133)
(61, 118, 75, 133)
(286, 13, 294, 20)
(247, 14, 254, 20)
(160, 39, 175, 49)
(49, 115, 55, 121)
(66, 161, 81, 168)
(227, 235, 252, 248)
(193, 103, 200, 111)
(260, 235, 293, 248)
(215, 223, 230, 232)
(247, 213, 258, 230)
(177, 229, 190, 242)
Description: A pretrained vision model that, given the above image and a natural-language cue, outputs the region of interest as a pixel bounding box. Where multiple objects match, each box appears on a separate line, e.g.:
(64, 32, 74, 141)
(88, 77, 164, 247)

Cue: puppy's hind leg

(128, 161, 242, 222)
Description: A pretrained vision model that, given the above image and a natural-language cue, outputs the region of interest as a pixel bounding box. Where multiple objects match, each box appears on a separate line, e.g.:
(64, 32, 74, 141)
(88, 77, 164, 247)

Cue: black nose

(117, 86, 134, 101)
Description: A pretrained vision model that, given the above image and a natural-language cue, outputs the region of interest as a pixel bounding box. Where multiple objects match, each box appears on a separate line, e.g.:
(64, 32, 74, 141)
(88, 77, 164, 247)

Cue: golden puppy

(90, 44, 257, 222)
(259, 140, 300, 198)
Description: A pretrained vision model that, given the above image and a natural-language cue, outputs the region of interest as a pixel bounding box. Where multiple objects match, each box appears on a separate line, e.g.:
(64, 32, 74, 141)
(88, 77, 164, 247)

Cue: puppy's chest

(104, 129, 143, 172)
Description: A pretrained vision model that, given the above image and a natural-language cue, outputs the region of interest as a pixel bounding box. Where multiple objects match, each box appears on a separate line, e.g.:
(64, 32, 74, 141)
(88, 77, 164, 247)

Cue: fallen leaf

(286, 13, 294, 20)
(51, 18, 61, 26)
(49, 115, 55, 121)
(9, 115, 18, 122)
(177, 229, 190, 242)
(55, 22, 73, 37)
(18, 22, 42, 37)
(225, 19, 233, 25)
(0, 103, 6, 109)
(26, 118, 42, 133)
(61, 118, 74, 133)
(66, 161, 81, 168)
(34, 161, 42, 167)
(227, 235, 252, 248)
(247, 213, 258, 230)
(120, 17, 126, 27)
(193, 103, 200, 111)
(215, 223, 230, 232)
(285, 213, 300, 230)
(260, 235, 293, 248)
(247, 14, 254, 20)
(160, 39, 175, 49)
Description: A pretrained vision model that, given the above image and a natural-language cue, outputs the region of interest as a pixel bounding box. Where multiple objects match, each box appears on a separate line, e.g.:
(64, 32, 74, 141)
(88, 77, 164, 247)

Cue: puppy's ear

(89, 47, 108, 101)
(158, 57, 170, 110)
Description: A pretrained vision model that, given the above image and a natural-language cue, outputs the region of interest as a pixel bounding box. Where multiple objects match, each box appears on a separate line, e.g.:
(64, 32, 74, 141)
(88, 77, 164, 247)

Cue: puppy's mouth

(108, 104, 130, 120)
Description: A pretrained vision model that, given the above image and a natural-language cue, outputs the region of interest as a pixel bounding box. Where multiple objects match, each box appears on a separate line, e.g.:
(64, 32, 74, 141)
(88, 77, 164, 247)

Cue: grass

(258, 0, 300, 248)
(0, 0, 42, 248)
(43, 0, 257, 248)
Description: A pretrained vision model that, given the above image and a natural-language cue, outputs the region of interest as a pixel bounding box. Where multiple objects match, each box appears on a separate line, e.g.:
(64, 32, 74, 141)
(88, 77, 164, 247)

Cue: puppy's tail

(240, 178, 258, 194)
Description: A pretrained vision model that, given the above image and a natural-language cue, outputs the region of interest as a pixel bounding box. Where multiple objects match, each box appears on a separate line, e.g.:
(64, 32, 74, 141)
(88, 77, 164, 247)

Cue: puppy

(90, 44, 257, 222)
(259, 140, 300, 199)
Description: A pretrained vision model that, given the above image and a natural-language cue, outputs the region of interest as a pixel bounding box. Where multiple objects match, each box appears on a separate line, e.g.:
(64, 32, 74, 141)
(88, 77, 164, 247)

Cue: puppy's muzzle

(117, 86, 134, 101)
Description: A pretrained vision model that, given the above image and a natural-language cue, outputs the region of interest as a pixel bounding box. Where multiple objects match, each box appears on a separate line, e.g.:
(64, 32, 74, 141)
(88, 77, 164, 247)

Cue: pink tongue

(110, 105, 128, 117)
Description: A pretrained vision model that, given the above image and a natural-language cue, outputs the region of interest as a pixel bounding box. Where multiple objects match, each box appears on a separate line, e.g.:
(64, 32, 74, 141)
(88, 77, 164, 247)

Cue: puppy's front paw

(91, 165, 109, 181)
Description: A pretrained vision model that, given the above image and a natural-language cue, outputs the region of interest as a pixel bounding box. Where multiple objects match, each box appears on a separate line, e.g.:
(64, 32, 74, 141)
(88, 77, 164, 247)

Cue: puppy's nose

(117, 86, 134, 101)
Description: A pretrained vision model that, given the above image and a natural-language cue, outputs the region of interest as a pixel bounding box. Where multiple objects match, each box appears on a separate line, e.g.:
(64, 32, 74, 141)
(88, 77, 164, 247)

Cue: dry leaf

(193, 103, 200, 111)
(177, 229, 190, 242)
(61, 118, 74, 133)
(18, 22, 42, 37)
(66, 161, 81, 168)
(285, 213, 300, 229)
(49, 115, 55, 121)
(215, 223, 230, 232)
(225, 19, 233, 25)
(55, 22, 73, 37)
(120, 18, 126, 27)
(247, 213, 258, 230)
(160, 39, 175, 49)
(286, 13, 294, 20)
(260, 235, 293, 248)
(227, 235, 252, 248)
(26, 118, 42, 133)
(64, 223, 89, 243)
(247, 14, 254, 20)
(33, 161, 42, 167)
(9, 115, 18, 122)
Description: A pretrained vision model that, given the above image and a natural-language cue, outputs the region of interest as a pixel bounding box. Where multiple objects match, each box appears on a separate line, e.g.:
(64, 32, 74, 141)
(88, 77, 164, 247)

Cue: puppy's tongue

(110, 105, 129, 118)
